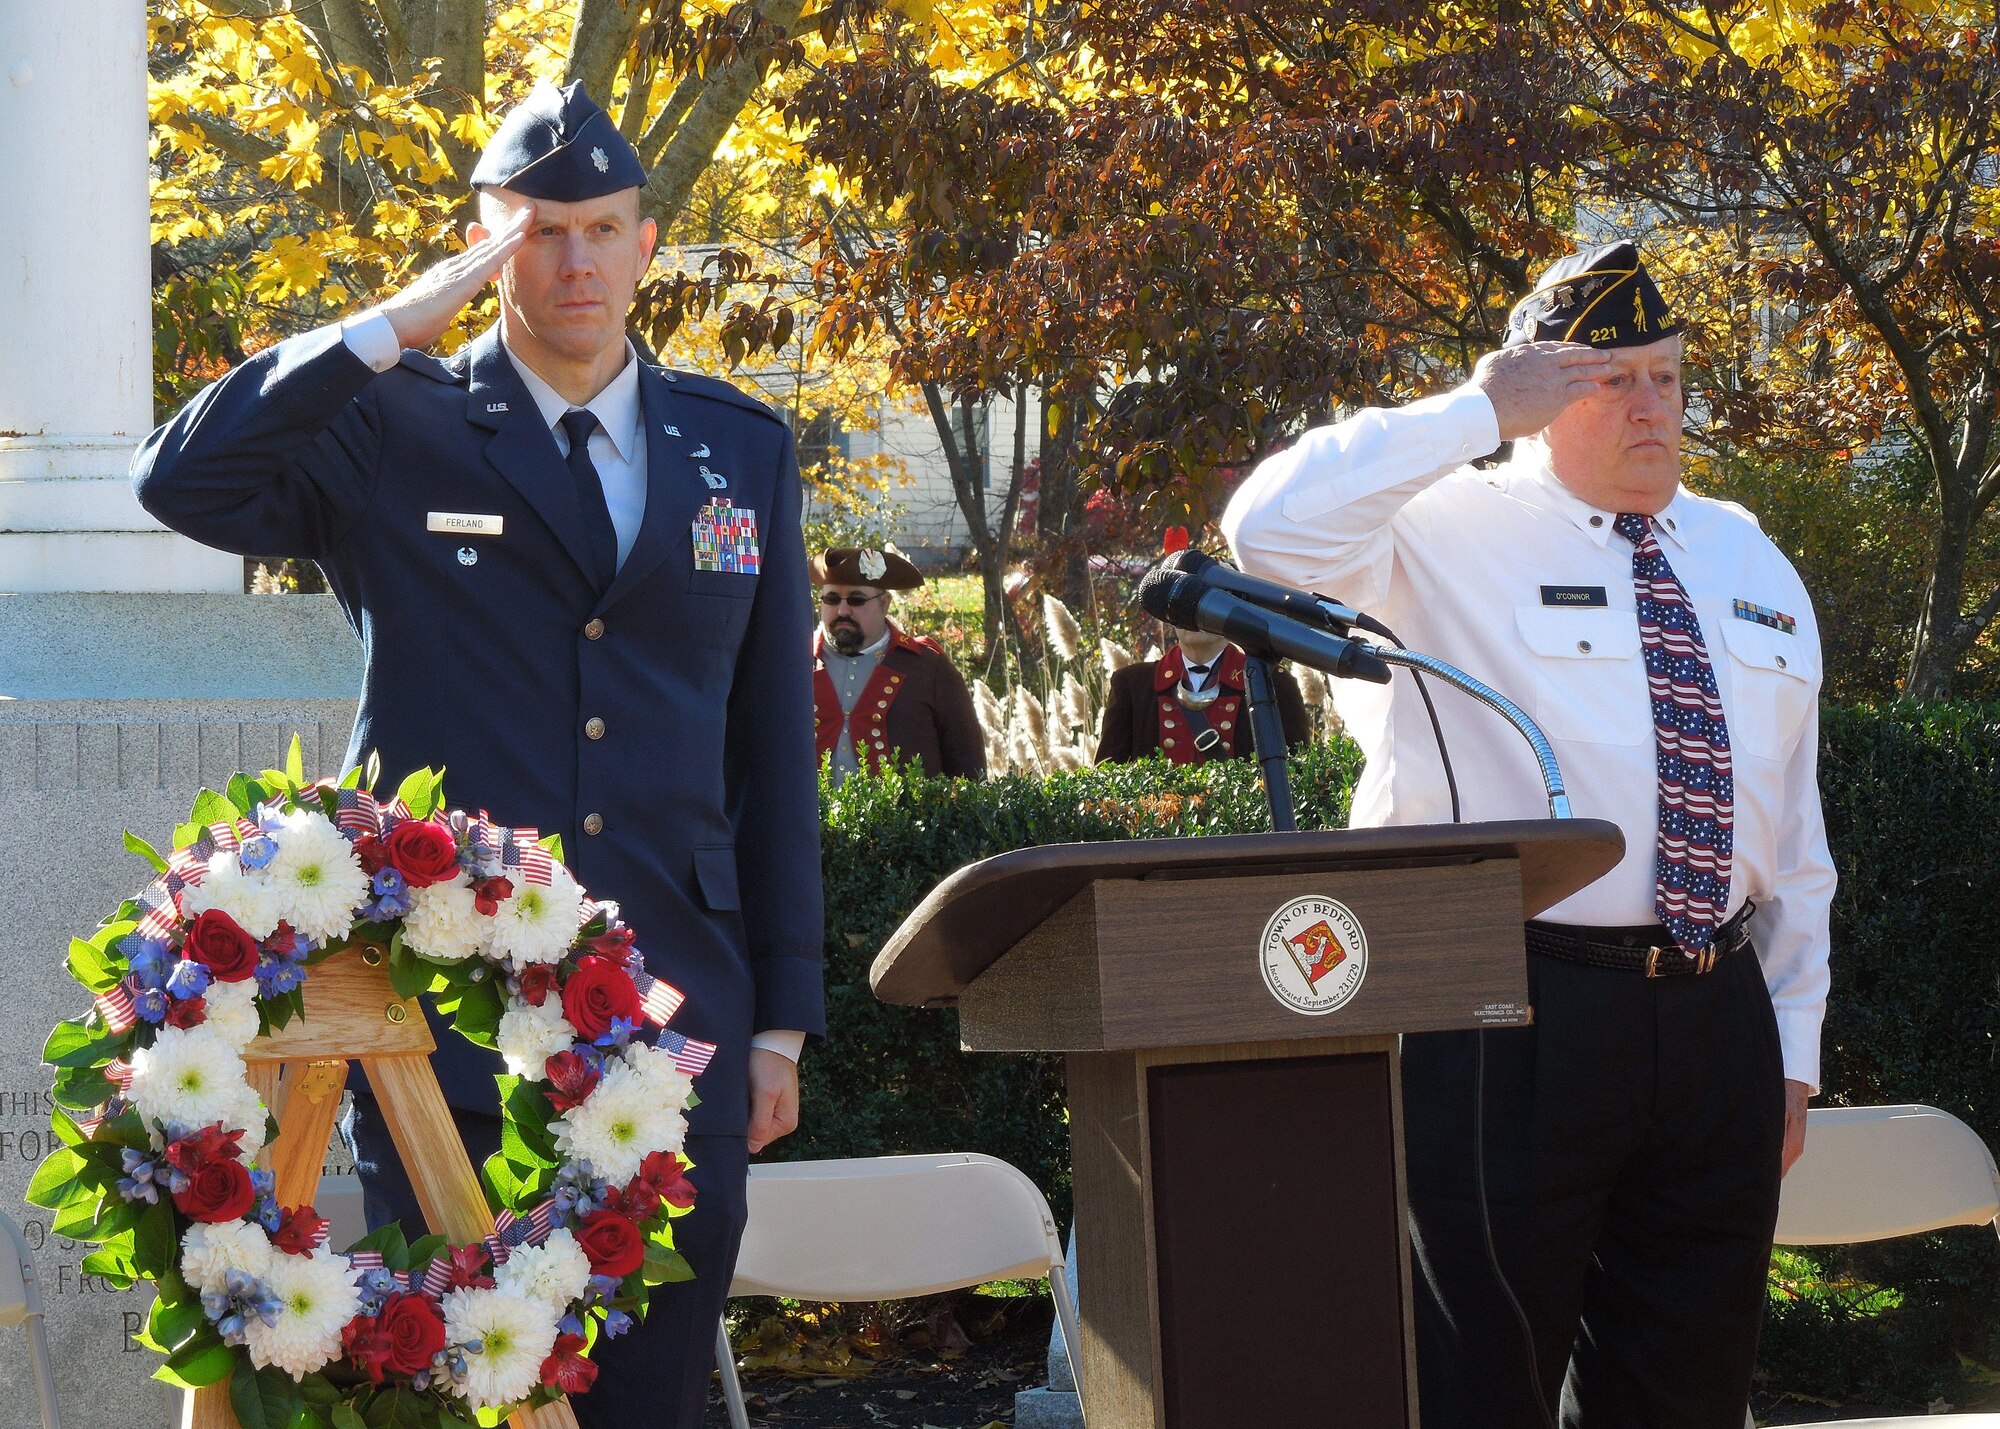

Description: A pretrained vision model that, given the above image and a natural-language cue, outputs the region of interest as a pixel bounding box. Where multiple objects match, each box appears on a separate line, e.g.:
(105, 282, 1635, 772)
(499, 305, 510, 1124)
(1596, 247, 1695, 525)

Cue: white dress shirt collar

(502, 335, 644, 467)
(1512, 438, 1696, 553)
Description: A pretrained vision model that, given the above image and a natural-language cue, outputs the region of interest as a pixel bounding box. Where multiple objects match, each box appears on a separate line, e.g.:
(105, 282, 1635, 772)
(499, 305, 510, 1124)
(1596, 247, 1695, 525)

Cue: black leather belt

(1526, 902, 1755, 978)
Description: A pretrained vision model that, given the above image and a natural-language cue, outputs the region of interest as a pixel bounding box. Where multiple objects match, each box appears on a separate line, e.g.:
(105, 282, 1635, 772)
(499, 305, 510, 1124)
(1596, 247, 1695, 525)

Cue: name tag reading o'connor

(428, 512, 504, 537)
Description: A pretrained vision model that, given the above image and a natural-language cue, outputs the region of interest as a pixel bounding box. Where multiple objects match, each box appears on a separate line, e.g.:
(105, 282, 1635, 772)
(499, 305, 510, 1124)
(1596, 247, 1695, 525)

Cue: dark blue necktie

(560, 409, 619, 591)
(1614, 512, 1735, 954)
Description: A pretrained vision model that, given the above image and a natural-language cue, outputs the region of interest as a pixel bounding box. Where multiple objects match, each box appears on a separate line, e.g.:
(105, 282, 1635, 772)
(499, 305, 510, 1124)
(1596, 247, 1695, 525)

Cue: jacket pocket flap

(1721, 618, 1811, 681)
(693, 845, 740, 911)
(1514, 606, 1640, 660)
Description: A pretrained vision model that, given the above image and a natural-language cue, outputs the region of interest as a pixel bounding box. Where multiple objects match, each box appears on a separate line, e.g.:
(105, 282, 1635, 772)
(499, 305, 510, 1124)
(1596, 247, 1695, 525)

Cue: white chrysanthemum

(402, 874, 486, 961)
(181, 1219, 273, 1295)
(444, 1286, 557, 1412)
(203, 978, 262, 1050)
(181, 858, 285, 940)
(621, 1040, 696, 1111)
(493, 1228, 592, 1311)
(551, 1060, 683, 1185)
(218, 1079, 270, 1159)
(486, 864, 584, 967)
(127, 1025, 250, 1138)
(243, 1248, 361, 1380)
(496, 998, 576, 1079)
(262, 807, 368, 942)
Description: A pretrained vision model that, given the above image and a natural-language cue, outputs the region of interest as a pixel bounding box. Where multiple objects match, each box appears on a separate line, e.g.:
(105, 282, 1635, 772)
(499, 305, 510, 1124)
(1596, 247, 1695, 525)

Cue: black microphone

(1161, 548, 1388, 638)
(1138, 567, 1392, 684)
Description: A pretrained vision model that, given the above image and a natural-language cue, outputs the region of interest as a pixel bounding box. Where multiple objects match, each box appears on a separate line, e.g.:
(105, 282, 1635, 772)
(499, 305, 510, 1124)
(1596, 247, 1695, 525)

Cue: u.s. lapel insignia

(665, 425, 680, 437)
(699, 466, 727, 489)
(690, 442, 711, 459)
(487, 402, 509, 413)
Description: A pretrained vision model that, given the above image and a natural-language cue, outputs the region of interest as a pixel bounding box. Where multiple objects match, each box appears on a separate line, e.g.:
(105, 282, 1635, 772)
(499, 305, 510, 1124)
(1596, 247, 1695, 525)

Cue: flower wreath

(28, 741, 712, 1428)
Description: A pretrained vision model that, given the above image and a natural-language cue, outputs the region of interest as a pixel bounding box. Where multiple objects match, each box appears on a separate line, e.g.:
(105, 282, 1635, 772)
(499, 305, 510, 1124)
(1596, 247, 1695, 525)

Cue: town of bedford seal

(1258, 894, 1369, 1015)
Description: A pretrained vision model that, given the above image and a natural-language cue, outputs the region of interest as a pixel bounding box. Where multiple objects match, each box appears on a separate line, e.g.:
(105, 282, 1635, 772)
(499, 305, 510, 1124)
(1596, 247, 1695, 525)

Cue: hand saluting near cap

(368, 200, 536, 354)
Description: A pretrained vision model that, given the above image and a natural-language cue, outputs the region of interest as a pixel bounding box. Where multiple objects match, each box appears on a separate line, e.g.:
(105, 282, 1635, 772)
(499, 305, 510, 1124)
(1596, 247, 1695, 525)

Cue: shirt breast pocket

(1513, 606, 1650, 746)
(1720, 619, 1814, 762)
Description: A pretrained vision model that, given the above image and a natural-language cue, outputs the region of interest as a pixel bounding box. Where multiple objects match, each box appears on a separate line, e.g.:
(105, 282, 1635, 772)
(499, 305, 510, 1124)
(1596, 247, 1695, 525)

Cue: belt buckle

(1645, 945, 1664, 978)
(1695, 943, 1719, 975)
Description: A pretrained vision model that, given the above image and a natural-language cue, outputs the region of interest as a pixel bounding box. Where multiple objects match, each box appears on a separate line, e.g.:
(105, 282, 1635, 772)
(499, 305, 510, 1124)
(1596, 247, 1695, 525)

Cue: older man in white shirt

(1223, 242, 1833, 1429)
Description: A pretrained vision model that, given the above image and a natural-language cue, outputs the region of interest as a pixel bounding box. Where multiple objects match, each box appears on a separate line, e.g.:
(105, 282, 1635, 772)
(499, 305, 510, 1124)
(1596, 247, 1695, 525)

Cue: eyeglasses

(820, 592, 882, 607)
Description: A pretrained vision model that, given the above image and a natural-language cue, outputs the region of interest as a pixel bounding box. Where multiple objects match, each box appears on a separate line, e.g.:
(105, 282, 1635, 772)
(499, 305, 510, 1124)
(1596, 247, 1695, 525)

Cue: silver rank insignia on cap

(591, 146, 609, 173)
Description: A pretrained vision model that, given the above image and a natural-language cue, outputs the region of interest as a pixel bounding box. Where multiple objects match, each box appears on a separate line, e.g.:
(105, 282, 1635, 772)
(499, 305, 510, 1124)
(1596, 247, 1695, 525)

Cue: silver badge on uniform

(700, 466, 727, 489)
(457, 546, 478, 566)
(690, 442, 711, 458)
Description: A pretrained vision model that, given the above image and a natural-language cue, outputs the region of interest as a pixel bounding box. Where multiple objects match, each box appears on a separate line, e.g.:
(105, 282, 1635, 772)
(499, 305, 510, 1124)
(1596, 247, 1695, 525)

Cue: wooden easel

(181, 947, 577, 1429)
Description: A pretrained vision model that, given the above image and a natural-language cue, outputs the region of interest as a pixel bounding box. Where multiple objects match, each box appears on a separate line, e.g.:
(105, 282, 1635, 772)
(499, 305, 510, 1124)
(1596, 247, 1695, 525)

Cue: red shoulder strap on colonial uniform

(1152, 645, 1249, 765)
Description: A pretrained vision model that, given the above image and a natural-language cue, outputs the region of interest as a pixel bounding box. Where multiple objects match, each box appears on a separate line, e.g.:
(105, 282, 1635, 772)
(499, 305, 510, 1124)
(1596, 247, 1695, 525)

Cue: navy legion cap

(468, 80, 647, 200)
(1503, 241, 1680, 349)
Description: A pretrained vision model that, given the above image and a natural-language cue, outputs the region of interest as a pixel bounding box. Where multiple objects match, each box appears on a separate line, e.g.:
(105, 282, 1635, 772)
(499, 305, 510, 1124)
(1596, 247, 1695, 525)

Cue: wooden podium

(871, 820, 1622, 1429)
(182, 946, 575, 1429)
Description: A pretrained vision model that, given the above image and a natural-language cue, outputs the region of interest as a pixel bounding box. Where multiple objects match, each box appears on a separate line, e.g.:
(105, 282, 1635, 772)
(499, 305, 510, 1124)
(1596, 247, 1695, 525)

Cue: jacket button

(1163, 737, 1178, 749)
(584, 619, 605, 640)
(1219, 721, 1233, 730)
(585, 717, 606, 740)
(582, 813, 603, 835)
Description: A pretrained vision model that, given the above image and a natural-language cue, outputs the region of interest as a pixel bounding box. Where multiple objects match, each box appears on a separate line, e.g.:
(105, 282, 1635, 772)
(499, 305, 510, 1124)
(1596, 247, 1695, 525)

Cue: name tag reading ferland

(427, 511, 504, 537)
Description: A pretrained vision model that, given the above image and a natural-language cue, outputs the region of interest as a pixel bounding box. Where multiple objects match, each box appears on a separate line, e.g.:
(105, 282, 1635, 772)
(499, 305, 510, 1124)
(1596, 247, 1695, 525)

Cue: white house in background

(659, 245, 1041, 566)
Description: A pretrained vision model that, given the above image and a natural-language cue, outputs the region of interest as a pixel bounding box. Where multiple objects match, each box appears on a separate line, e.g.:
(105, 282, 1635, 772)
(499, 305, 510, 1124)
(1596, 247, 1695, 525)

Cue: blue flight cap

(468, 80, 647, 200)
(1503, 241, 1681, 349)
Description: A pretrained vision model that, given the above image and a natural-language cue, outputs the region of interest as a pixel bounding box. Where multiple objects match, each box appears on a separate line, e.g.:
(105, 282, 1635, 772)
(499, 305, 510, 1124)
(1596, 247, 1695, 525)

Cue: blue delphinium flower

(603, 1309, 634, 1339)
(354, 1267, 401, 1317)
(361, 865, 414, 922)
(237, 833, 278, 871)
(116, 1148, 162, 1204)
(130, 983, 169, 1025)
(202, 1268, 282, 1345)
(254, 951, 306, 998)
(124, 939, 171, 990)
(592, 1016, 638, 1051)
(164, 959, 211, 1001)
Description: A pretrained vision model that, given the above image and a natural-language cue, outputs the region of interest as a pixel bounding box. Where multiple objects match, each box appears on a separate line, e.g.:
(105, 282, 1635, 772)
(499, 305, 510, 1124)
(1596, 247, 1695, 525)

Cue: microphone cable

(1362, 613, 1553, 1429)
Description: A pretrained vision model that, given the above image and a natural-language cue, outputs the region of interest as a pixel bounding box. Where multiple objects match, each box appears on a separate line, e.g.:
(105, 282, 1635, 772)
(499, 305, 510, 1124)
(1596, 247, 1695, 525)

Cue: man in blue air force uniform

(132, 82, 821, 1428)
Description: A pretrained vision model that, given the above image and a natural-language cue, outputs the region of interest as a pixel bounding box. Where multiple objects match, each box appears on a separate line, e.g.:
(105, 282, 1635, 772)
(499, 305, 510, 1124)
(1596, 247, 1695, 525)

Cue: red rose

(174, 1157, 255, 1223)
(379, 1293, 446, 1375)
(540, 1333, 598, 1393)
(561, 956, 643, 1042)
(383, 820, 460, 887)
(163, 996, 207, 1029)
(543, 1050, 601, 1113)
(183, 909, 258, 983)
(575, 1209, 645, 1279)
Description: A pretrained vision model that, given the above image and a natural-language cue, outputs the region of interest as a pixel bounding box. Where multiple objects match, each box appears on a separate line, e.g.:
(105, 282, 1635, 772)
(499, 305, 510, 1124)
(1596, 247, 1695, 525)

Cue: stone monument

(0, 7, 360, 1424)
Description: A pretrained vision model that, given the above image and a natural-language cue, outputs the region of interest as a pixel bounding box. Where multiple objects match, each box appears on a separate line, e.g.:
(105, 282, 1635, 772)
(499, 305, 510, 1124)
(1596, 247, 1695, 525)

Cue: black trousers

(1403, 944, 1786, 1429)
(344, 1090, 749, 1429)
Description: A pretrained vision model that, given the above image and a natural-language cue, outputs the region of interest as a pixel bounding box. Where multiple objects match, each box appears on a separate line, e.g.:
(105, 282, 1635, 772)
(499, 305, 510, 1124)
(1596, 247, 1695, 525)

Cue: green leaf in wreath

(232, 1357, 306, 1429)
(133, 1197, 178, 1279)
(539, 832, 563, 864)
(123, 830, 170, 873)
(395, 768, 437, 821)
(67, 937, 122, 993)
(80, 1240, 137, 1287)
(298, 1372, 342, 1407)
(449, 978, 505, 1048)
(285, 733, 306, 787)
(363, 749, 382, 792)
(346, 1221, 410, 1272)
(54, 1065, 116, 1112)
(147, 1282, 207, 1351)
(24, 1148, 85, 1208)
(331, 1406, 367, 1429)
(45, 1023, 125, 1069)
(386, 938, 432, 1001)
(404, 1233, 447, 1274)
(190, 788, 238, 828)
(157, 1331, 236, 1388)
(642, 1240, 694, 1285)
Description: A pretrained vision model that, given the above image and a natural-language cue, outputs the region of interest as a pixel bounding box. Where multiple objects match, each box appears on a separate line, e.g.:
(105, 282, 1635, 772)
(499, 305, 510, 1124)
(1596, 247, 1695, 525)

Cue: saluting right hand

(367, 202, 536, 353)
(1468, 341, 1615, 441)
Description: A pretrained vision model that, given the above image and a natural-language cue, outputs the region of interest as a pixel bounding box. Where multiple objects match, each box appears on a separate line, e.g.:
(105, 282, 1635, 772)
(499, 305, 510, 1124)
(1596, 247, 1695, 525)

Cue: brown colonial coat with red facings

(1095, 644, 1312, 765)
(813, 625, 987, 780)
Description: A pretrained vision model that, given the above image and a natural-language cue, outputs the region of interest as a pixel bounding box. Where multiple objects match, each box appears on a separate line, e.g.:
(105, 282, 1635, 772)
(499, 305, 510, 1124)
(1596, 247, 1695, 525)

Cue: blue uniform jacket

(131, 324, 825, 1134)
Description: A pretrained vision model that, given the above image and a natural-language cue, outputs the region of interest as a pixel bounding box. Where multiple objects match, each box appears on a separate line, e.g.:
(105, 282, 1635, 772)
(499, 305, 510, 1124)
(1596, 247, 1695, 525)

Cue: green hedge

(782, 706, 2000, 1406)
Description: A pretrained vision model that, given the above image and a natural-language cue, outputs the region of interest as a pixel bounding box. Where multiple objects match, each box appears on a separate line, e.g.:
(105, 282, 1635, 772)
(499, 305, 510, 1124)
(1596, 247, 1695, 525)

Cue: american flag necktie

(1614, 512, 1734, 954)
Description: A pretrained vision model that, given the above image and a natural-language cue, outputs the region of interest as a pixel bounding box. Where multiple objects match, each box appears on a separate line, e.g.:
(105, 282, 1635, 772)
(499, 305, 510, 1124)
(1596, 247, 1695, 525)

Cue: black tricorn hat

(811, 546, 924, 591)
(1503, 241, 1680, 350)
(468, 80, 647, 201)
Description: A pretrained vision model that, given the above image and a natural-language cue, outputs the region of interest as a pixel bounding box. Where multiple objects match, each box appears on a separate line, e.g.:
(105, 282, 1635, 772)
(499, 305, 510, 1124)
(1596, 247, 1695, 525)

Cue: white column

(0, 1, 238, 593)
